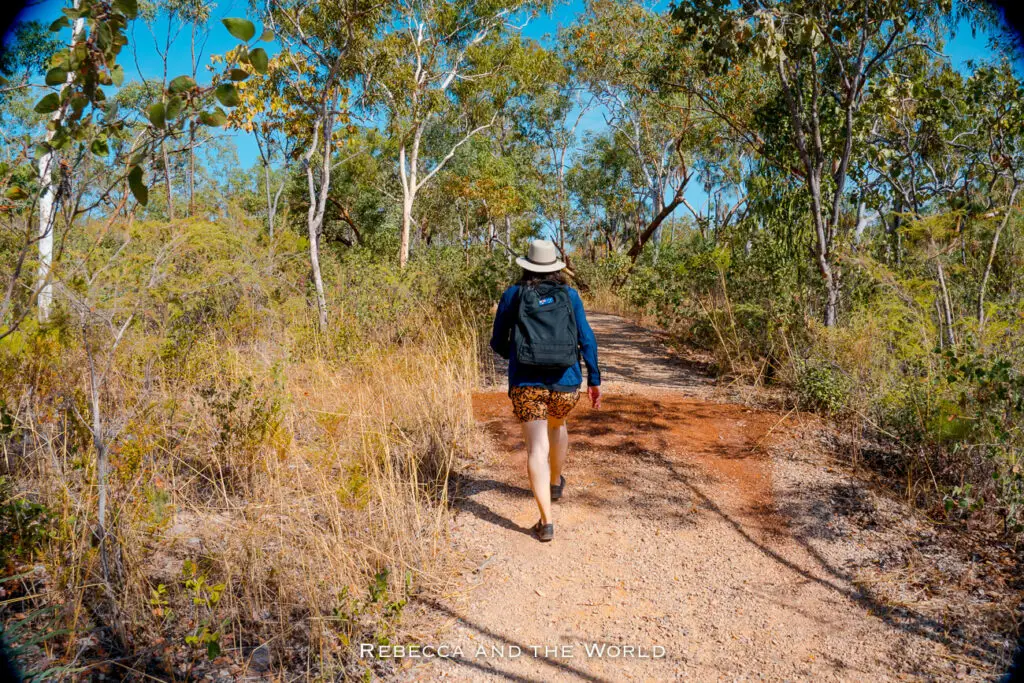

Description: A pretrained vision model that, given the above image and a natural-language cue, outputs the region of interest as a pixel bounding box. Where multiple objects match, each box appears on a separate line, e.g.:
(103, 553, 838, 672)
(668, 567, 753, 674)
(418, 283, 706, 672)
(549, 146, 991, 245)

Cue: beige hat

(516, 239, 566, 273)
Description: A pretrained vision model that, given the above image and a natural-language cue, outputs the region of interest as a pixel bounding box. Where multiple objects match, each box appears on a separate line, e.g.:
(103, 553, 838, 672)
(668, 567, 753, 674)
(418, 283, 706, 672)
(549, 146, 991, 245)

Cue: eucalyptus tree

(140, 0, 214, 218)
(9, 0, 257, 329)
(140, 0, 214, 216)
(858, 51, 1024, 343)
(262, 0, 386, 328)
(359, 0, 551, 268)
(227, 48, 309, 238)
(0, 21, 63, 88)
(516, 50, 593, 257)
(963, 62, 1024, 335)
(671, 0, 955, 326)
(858, 50, 982, 347)
(567, 130, 642, 254)
(564, 0, 691, 261)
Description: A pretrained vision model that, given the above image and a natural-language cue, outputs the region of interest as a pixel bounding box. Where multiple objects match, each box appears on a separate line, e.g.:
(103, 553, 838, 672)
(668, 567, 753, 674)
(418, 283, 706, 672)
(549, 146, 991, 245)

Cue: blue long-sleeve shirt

(489, 284, 601, 391)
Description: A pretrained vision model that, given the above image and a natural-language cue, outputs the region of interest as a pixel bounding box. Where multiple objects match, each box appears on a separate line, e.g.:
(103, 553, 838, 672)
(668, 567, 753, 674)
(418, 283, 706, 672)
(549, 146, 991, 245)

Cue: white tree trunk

(398, 140, 415, 269)
(36, 154, 57, 322)
(37, 10, 85, 322)
(308, 222, 328, 329)
(400, 193, 414, 269)
(504, 215, 512, 264)
(304, 113, 333, 329)
(978, 185, 1019, 333)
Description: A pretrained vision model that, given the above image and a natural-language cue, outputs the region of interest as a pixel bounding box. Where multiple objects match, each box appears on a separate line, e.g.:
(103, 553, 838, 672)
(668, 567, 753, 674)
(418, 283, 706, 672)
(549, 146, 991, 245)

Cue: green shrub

(795, 361, 851, 415)
(940, 349, 1024, 533)
(0, 477, 53, 566)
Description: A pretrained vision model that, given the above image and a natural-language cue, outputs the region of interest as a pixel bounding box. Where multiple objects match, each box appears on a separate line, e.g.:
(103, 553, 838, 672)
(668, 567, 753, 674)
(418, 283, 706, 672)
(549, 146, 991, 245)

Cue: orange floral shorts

(509, 386, 581, 423)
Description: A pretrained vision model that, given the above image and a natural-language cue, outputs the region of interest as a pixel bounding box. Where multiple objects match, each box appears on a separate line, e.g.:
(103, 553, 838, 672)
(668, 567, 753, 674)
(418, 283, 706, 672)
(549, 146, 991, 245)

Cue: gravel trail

(394, 314, 1007, 682)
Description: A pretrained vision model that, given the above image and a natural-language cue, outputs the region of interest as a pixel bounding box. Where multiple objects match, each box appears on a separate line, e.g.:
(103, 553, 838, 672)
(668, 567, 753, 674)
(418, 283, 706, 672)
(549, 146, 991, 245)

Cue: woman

(489, 239, 602, 542)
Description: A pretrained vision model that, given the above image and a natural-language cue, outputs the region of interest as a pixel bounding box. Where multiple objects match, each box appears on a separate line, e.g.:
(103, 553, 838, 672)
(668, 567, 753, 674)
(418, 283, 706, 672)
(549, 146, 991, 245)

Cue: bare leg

(522, 420, 552, 524)
(547, 416, 568, 486)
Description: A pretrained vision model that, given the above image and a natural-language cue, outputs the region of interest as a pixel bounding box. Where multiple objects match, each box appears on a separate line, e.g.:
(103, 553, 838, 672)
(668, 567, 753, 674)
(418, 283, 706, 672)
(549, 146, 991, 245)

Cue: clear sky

(6, 0, 1015, 215)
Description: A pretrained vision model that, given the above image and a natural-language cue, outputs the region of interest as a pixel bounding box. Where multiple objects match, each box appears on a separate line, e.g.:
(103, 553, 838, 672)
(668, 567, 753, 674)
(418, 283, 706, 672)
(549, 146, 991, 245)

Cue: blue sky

(7, 0, 1016, 217)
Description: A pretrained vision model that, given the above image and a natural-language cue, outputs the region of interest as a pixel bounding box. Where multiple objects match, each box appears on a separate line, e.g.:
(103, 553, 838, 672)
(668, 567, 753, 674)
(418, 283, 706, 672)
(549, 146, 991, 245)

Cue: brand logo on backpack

(538, 297, 555, 306)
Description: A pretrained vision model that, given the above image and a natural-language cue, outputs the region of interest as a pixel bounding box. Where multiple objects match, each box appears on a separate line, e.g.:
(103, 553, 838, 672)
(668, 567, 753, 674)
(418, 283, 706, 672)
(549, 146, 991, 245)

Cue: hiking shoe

(551, 475, 566, 501)
(532, 520, 554, 542)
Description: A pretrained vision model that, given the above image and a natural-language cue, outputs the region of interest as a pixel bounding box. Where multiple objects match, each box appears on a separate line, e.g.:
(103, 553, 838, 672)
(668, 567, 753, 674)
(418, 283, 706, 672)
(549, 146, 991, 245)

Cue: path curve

(396, 314, 999, 681)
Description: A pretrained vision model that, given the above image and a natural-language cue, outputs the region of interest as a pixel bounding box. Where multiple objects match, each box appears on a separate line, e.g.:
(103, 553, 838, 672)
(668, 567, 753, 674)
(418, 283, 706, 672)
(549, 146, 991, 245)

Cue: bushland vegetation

(1, 0, 1022, 678)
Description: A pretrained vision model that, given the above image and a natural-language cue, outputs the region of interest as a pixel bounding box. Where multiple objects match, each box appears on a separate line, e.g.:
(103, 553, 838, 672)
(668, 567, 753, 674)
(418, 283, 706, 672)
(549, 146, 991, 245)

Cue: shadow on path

(417, 599, 613, 683)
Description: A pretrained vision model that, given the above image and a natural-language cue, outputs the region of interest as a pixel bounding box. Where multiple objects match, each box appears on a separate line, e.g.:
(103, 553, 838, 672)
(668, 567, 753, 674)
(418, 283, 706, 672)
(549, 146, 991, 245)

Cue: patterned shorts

(509, 386, 581, 423)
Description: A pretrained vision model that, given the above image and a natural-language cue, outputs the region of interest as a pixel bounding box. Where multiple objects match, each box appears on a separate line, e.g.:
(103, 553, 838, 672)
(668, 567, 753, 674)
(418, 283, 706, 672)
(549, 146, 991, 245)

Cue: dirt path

(396, 314, 1008, 681)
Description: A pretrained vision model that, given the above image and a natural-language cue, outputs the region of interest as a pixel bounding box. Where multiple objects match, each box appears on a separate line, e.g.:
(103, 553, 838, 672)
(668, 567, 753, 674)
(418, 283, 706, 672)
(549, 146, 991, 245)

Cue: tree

(965, 63, 1024, 335)
(36, 0, 87, 323)
(140, 0, 215, 217)
(227, 49, 308, 238)
(518, 49, 593, 258)
(567, 0, 731, 263)
(264, 0, 385, 328)
(672, 0, 954, 325)
(361, 0, 549, 268)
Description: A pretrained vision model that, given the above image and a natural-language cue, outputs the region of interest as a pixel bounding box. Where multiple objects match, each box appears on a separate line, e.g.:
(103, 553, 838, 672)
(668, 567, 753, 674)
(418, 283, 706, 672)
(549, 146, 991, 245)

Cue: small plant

(199, 376, 282, 493)
(329, 568, 409, 659)
(182, 559, 229, 659)
(149, 583, 173, 624)
(943, 482, 982, 518)
(795, 361, 851, 416)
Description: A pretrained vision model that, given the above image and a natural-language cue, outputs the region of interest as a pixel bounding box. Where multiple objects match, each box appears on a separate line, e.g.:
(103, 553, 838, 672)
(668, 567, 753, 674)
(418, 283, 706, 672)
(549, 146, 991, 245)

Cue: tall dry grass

(0, 220, 487, 679)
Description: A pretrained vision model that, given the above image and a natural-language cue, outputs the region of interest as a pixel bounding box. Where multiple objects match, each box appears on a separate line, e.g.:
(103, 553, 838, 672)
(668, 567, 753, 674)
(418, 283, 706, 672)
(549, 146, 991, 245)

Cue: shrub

(795, 361, 852, 415)
(0, 477, 52, 566)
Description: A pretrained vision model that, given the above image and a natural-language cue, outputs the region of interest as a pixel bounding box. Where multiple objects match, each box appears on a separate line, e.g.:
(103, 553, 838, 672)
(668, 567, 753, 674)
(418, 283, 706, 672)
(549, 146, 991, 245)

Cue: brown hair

(517, 269, 568, 288)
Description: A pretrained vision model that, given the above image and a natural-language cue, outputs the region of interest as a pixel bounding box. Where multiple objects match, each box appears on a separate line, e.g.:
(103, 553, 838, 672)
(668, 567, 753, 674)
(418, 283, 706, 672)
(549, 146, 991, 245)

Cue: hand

(587, 385, 602, 409)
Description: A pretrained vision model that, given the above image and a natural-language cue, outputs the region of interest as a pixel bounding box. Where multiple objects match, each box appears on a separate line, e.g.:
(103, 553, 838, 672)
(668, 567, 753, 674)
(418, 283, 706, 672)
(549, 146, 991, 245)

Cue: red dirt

(394, 314, 1006, 681)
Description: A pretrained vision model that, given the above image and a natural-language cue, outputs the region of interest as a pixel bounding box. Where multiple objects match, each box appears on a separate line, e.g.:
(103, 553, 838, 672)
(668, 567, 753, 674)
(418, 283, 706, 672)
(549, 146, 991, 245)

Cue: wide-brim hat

(516, 239, 566, 273)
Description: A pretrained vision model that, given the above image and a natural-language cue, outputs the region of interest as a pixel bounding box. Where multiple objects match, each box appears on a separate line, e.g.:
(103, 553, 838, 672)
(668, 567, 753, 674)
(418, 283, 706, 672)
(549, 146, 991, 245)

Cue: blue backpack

(513, 282, 579, 369)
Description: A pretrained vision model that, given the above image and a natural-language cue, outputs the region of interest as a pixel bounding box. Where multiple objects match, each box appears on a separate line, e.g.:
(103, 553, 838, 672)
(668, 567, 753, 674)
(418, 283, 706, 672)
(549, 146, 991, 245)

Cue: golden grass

(2, 296, 481, 677)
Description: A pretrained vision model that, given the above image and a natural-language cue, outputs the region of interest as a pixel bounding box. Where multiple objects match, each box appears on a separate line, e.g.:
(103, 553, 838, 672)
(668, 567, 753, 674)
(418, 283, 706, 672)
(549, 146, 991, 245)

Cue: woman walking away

(490, 239, 602, 542)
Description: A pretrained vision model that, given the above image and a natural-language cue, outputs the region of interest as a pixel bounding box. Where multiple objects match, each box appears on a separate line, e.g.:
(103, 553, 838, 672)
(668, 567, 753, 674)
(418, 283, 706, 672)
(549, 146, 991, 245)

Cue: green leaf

(33, 144, 50, 161)
(221, 18, 255, 42)
(260, 29, 274, 42)
(5, 186, 28, 200)
(50, 50, 69, 71)
(165, 96, 184, 120)
(113, 0, 138, 19)
(228, 69, 250, 82)
(168, 75, 196, 93)
(34, 93, 60, 114)
(249, 48, 269, 74)
(90, 138, 109, 157)
(111, 65, 125, 87)
(147, 102, 166, 128)
(199, 108, 228, 127)
(128, 165, 148, 205)
(49, 17, 70, 32)
(214, 83, 240, 108)
(45, 68, 67, 86)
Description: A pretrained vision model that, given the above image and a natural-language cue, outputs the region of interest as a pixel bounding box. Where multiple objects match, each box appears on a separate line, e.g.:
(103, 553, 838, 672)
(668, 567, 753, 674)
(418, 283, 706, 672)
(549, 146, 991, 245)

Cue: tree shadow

(467, 375, 1004, 671)
(638, 445, 1004, 668)
(586, 313, 716, 388)
(454, 475, 535, 538)
(416, 598, 614, 683)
